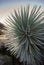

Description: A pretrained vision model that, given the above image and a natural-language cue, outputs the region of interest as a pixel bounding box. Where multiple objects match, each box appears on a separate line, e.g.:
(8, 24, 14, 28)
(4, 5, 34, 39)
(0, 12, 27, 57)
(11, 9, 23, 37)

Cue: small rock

(0, 54, 12, 65)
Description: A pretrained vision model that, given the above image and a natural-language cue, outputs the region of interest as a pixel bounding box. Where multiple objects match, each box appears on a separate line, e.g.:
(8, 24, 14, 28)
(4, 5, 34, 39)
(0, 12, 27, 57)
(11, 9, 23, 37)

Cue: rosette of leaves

(6, 5, 44, 65)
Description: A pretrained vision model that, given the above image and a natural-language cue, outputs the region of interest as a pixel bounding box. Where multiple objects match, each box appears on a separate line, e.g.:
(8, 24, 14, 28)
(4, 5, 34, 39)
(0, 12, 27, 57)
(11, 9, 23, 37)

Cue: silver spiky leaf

(5, 5, 44, 65)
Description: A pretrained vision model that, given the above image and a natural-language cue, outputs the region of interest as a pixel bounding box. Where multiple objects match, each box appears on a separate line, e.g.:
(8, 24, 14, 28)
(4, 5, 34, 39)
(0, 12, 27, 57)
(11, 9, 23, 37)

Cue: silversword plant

(5, 5, 44, 65)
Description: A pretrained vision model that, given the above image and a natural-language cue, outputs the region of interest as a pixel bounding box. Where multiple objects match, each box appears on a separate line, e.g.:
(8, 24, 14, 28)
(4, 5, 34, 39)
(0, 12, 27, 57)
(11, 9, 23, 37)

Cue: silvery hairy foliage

(5, 5, 44, 65)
